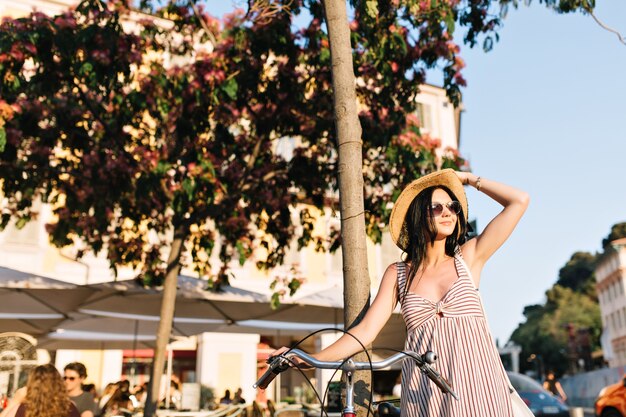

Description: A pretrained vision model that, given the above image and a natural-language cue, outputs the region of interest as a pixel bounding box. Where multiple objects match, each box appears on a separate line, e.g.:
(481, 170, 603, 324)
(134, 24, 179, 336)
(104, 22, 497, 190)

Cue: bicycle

(254, 348, 458, 417)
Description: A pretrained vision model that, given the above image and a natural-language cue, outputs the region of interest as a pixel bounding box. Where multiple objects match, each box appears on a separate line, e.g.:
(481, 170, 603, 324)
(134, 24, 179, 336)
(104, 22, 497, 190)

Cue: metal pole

(130, 320, 139, 386)
(164, 347, 173, 409)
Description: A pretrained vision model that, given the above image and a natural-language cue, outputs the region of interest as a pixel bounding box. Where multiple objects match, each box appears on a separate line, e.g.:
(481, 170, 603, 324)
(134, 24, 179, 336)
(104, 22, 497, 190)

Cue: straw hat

(389, 169, 468, 250)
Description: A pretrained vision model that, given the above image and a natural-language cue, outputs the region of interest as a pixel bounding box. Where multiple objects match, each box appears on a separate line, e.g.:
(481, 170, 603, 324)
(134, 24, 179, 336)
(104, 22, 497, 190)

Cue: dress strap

(396, 261, 407, 303)
(453, 245, 478, 289)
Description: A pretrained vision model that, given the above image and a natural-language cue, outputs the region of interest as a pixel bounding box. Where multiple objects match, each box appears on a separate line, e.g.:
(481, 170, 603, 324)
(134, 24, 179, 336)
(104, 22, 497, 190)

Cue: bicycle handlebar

(255, 354, 291, 390)
(254, 349, 458, 400)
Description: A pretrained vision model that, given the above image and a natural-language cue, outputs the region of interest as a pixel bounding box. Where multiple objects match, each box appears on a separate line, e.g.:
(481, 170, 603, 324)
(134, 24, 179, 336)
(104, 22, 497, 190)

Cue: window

(416, 102, 433, 132)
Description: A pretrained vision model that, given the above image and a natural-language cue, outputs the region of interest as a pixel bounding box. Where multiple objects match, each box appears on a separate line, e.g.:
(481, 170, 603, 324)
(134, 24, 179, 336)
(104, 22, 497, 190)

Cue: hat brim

(389, 169, 468, 250)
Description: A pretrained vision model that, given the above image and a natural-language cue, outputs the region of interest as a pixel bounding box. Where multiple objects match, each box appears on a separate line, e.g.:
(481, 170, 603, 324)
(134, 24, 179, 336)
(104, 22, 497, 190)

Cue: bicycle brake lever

(420, 363, 459, 400)
(407, 351, 458, 400)
(254, 356, 290, 390)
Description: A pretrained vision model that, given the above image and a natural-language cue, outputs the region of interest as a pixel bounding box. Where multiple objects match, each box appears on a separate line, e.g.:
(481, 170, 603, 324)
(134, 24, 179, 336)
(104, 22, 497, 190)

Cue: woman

(97, 383, 117, 414)
(273, 169, 529, 417)
(14, 364, 80, 417)
(543, 371, 567, 402)
(100, 381, 133, 417)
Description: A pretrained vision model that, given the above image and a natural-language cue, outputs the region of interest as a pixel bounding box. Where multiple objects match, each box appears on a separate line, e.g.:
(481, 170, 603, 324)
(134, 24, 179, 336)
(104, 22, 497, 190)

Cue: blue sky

(207, 1, 626, 344)
(452, 2, 626, 345)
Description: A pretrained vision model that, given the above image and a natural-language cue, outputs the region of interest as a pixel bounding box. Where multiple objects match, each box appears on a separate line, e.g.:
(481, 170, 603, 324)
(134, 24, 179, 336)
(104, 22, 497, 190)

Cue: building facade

(595, 238, 626, 367)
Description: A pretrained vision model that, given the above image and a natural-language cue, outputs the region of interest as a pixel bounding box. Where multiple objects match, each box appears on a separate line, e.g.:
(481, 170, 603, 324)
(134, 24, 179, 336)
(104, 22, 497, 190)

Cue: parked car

(507, 371, 569, 417)
(595, 375, 626, 417)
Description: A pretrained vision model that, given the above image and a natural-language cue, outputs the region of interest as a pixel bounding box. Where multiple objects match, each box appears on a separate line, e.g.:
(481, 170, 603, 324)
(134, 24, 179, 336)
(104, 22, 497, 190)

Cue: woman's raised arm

(455, 172, 529, 281)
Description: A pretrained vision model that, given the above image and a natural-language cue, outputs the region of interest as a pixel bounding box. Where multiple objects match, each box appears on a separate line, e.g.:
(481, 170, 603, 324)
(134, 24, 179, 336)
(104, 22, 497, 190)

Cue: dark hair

(82, 383, 95, 393)
(118, 379, 131, 391)
(64, 362, 87, 379)
(401, 186, 467, 302)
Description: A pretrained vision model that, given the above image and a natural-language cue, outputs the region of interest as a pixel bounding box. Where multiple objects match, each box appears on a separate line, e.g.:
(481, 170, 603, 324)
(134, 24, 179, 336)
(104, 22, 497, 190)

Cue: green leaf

(445, 13, 455, 34)
(287, 278, 301, 296)
(320, 48, 330, 62)
(392, 33, 408, 54)
(10, 76, 20, 90)
(270, 292, 281, 309)
(155, 161, 171, 175)
(0, 127, 6, 152)
(182, 178, 195, 199)
(236, 240, 246, 266)
(222, 77, 238, 100)
(80, 62, 93, 76)
(15, 216, 30, 229)
(200, 159, 216, 176)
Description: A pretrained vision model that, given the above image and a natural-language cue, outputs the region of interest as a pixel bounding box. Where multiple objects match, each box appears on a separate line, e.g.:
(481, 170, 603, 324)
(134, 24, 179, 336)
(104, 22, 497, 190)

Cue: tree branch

(189, 0, 218, 46)
(74, 81, 116, 141)
(245, 0, 294, 23)
(588, 10, 626, 46)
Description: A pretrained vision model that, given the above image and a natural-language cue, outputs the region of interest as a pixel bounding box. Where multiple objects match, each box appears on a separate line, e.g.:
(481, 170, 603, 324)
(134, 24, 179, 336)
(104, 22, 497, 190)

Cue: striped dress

(398, 248, 513, 417)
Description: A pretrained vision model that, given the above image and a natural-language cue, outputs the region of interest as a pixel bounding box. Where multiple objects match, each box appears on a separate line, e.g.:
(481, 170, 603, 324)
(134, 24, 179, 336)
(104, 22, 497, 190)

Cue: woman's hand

(269, 346, 290, 358)
(0, 388, 26, 417)
(454, 171, 473, 186)
(268, 346, 313, 370)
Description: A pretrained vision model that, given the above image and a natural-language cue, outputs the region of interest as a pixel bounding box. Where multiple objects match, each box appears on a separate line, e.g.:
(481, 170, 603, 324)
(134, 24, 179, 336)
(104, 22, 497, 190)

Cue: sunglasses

(430, 201, 461, 216)
(63, 376, 77, 381)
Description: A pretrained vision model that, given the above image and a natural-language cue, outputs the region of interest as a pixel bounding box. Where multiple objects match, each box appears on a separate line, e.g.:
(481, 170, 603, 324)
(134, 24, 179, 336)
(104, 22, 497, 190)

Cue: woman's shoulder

(385, 261, 408, 275)
(460, 237, 478, 258)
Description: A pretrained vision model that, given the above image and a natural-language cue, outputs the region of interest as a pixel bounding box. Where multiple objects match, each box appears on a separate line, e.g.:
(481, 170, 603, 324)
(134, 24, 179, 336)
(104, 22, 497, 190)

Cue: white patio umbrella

(37, 329, 161, 350)
(75, 275, 275, 327)
(32, 277, 336, 351)
(75, 275, 356, 333)
(42, 276, 402, 345)
(40, 310, 216, 348)
(0, 266, 95, 335)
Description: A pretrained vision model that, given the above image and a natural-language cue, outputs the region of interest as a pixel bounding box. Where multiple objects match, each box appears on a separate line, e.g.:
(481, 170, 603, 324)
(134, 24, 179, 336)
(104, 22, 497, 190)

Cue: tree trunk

(322, 0, 372, 413)
(143, 224, 187, 417)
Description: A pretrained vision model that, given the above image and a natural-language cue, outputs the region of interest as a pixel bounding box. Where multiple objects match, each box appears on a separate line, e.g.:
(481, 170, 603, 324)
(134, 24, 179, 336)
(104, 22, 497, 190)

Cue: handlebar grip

(254, 357, 290, 389)
(421, 364, 458, 399)
(254, 365, 278, 390)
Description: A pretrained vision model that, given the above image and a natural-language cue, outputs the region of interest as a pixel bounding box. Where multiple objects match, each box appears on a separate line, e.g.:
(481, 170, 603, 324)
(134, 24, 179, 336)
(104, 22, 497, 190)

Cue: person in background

(100, 381, 133, 417)
(81, 384, 97, 402)
(64, 362, 98, 417)
(130, 383, 147, 409)
(543, 371, 567, 402)
(219, 390, 232, 405)
(233, 388, 245, 405)
(97, 383, 116, 414)
(168, 380, 182, 410)
(14, 364, 80, 417)
(81, 384, 98, 410)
